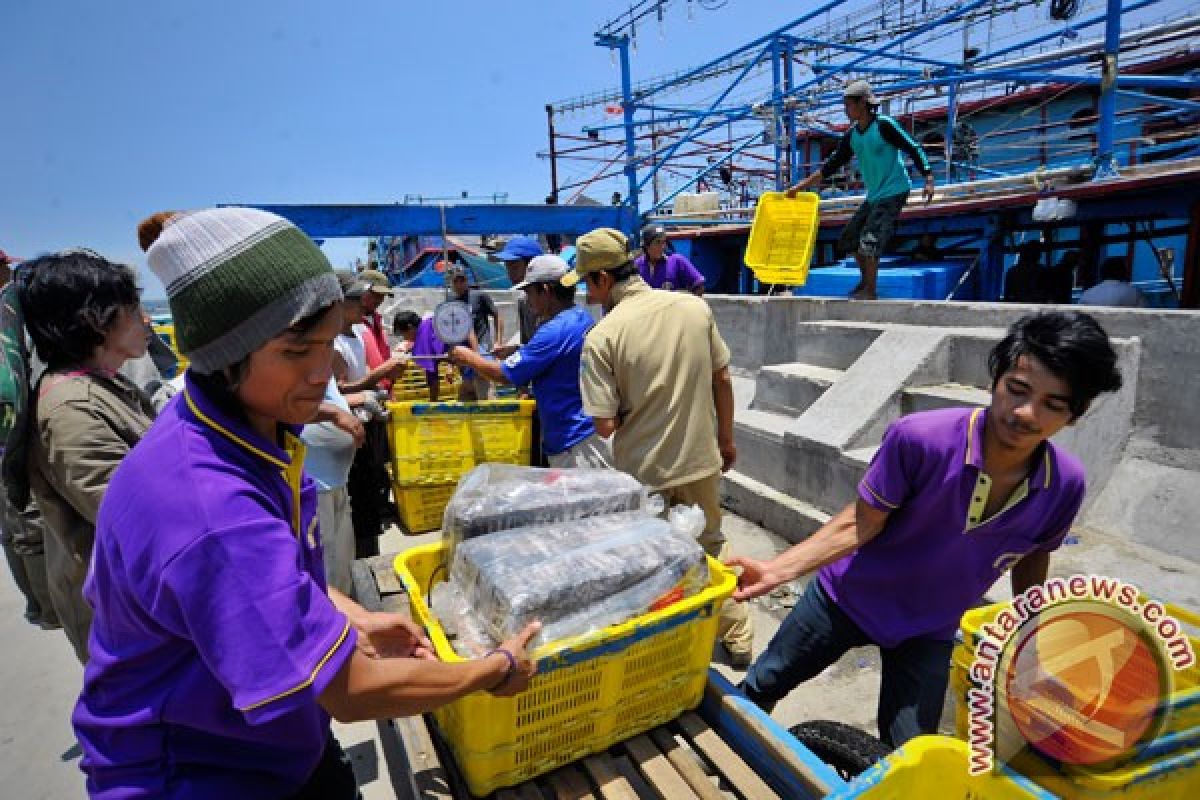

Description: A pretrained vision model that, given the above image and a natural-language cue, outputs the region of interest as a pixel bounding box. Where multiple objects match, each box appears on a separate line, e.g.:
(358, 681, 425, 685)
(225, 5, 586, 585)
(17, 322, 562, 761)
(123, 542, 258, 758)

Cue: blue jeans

(741, 579, 953, 748)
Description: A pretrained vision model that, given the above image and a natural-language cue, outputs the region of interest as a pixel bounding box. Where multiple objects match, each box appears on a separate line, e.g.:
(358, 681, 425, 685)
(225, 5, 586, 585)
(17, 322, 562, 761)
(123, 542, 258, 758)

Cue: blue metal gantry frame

(239, 0, 1199, 298)
(241, 203, 636, 241)
(574, 0, 1200, 303)
(585, 0, 1200, 233)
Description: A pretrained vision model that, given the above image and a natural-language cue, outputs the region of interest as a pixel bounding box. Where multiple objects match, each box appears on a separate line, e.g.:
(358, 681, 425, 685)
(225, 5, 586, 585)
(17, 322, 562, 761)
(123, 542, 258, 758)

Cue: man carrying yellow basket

(786, 80, 936, 300)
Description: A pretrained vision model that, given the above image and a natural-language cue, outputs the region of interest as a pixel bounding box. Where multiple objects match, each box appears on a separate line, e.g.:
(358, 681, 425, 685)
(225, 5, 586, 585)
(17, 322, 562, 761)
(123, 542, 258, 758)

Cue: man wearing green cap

(564, 228, 754, 667)
(786, 80, 935, 300)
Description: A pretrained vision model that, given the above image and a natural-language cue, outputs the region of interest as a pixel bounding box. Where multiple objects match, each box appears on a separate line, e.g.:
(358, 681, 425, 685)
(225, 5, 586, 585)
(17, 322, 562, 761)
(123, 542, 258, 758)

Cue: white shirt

(334, 332, 368, 382)
(1079, 280, 1145, 308)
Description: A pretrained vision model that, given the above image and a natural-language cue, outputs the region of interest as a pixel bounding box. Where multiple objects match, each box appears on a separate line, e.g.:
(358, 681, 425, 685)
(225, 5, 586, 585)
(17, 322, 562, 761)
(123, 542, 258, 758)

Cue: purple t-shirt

(635, 253, 705, 291)
(820, 407, 1085, 648)
(412, 316, 446, 374)
(74, 374, 357, 798)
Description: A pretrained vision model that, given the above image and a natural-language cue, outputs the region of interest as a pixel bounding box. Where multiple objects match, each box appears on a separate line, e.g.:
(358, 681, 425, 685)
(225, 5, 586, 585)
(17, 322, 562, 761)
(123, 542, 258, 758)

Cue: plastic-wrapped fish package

(428, 581, 494, 659)
(441, 464, 655, 556)
(451, 505, 709, 649)
(449, 510, 652, 592)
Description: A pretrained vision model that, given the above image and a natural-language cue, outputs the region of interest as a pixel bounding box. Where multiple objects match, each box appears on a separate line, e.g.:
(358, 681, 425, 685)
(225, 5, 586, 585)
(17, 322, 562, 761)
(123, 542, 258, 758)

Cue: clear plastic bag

(441, 464, 655, 558)
(445, 505, 709, 650)
(429, 581, 495, 658)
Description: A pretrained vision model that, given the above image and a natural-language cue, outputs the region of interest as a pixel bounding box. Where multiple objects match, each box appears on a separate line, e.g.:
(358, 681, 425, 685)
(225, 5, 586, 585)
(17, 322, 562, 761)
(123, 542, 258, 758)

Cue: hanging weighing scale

(431, 204, 483, 355)
(433, 299, 473, 346)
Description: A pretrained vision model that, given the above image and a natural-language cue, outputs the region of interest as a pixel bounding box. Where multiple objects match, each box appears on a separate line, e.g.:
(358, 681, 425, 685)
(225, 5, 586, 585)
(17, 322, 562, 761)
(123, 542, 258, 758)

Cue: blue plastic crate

(793, 265, 933, 299)
(793, 258, 970, 300)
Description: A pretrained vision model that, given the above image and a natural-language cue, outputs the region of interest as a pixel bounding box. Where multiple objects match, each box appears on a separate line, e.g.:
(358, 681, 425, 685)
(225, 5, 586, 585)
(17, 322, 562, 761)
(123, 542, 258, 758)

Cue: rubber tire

(788, 719, 891, 781)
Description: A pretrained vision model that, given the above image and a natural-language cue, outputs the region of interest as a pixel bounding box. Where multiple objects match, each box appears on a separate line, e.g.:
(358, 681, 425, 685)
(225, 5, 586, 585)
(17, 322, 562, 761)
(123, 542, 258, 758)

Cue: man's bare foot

(850, 287, 877, 300)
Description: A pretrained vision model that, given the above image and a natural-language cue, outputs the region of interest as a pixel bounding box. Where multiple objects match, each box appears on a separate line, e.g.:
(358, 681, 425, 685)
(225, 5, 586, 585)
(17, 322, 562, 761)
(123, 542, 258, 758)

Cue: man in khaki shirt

(564, 228, 753, 666)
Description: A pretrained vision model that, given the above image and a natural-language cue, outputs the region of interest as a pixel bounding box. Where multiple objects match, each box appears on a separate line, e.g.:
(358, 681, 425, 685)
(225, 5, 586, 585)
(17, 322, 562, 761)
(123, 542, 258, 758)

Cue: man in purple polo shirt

(635, 225, 705, 295)
(728, 311, 1122, 748)
(75, 208, 541, 798)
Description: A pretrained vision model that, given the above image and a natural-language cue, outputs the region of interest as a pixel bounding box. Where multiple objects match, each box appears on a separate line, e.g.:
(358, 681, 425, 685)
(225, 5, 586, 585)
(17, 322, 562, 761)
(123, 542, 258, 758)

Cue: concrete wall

(383, 289, 1197, 458)
(380, 288, 1198, 561)
(709, 295, 1200, 561)
(710, 296, 1200, 458)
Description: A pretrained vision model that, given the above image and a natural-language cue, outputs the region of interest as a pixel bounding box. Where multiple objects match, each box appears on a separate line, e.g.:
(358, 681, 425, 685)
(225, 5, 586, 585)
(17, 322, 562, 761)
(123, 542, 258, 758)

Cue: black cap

(640, 224, 667, 245)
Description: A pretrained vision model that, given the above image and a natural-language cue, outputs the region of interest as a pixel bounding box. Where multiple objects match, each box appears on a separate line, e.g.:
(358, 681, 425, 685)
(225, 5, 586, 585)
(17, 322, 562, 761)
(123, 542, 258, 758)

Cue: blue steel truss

(579, 0, 1200, 233)
(237, 0, 1199, 306)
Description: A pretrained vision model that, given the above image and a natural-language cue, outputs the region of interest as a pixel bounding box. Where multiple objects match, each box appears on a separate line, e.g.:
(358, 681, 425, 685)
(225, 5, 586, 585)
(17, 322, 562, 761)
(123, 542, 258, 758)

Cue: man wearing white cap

(450, 255, 611, 468)
(787, 80, 935, 300)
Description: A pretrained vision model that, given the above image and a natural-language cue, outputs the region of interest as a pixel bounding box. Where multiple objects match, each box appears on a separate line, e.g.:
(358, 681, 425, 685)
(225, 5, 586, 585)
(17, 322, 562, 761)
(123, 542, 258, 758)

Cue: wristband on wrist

(484, 648, 517, 691)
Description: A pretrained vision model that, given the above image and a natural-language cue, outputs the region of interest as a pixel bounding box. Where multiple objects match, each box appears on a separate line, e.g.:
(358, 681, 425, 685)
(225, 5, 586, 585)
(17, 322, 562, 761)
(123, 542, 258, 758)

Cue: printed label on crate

(964, 574, 1196, 778)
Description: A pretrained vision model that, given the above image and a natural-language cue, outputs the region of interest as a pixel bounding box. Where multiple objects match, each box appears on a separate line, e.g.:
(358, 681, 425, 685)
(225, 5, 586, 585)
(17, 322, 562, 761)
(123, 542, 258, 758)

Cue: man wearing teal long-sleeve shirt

(788, 81, 936, 300)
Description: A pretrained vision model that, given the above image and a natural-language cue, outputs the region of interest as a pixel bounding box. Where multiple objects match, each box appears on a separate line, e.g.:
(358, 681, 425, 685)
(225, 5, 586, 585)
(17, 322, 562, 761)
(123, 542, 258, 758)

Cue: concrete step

(734, 416, 878, 515)
(902, 383, 990, 415)
(753, 363, 844, 417)
(947, 332, 1004, 388)
(721, 470, 831, 544)
(733, 408, 790, 490)
(791, 321, 884, 370)
(842, 446, 879, 471)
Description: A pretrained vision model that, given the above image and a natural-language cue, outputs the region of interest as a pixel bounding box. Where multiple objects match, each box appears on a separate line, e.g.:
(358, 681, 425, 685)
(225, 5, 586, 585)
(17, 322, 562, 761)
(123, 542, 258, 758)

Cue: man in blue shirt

(450, 255, 612, 468)
(788, 81, 935, 300)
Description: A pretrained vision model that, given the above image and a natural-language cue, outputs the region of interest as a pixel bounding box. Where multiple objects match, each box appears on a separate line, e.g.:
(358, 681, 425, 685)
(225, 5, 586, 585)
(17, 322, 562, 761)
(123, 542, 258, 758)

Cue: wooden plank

(677, 713, 780, 800)
(352, 558, 384, 612)
(391, 714, 455, 800)
(372, 554, 406, 595)
(378, 587, 412, 617)
(514, 783, 545, 800)
(623, 735, 700, 800)
(546, 764, 597, 800)
(612, 755, 657, 800)
(581, 754, 640, 800)
(710, 692, 836, 799)
(648, 728, 725, 800)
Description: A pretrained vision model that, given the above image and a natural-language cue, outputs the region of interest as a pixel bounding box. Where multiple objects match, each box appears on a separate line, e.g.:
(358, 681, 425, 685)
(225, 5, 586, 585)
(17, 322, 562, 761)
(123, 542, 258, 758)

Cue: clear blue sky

(3, 1, 1187, 298)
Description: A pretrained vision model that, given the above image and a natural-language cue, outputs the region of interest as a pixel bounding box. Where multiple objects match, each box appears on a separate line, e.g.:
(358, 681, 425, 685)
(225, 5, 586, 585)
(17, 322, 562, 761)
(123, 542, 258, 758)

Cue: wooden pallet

(352, 554, 820, 800)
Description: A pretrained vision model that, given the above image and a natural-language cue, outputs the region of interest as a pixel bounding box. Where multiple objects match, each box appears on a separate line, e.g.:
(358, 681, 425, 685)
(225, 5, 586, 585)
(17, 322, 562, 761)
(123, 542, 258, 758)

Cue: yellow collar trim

(966, 472, 1030, 531)
(184, 389, 289, 471)
(964, 407, 983, 465)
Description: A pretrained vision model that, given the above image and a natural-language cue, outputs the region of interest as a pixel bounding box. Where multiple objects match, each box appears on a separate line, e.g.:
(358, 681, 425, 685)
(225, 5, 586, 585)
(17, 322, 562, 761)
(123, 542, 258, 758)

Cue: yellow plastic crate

(390, 365, 460, 402)
(386, 399, 534, 485)
(1010, 743, 1199, 799)
(393, 541, 737, 795)
(392, 481, 457, 534)
(744, 191, 820, 285)
(830, 736, 1057, 798)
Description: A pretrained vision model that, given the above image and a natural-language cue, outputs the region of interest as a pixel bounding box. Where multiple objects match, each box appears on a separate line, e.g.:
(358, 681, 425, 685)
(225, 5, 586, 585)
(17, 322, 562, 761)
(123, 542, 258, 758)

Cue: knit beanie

(145, 208, 341, 374)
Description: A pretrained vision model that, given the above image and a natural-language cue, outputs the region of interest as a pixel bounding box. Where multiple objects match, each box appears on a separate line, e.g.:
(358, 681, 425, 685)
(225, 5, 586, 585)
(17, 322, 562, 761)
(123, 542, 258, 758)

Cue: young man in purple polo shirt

(76, 208, 541, 799)
(635, 224, 706, 295)
(728, 311, 1122, 748)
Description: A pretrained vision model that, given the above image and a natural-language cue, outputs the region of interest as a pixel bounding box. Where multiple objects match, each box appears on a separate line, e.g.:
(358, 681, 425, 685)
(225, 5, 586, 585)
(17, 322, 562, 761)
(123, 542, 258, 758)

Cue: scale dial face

(434, 301, 473, 344)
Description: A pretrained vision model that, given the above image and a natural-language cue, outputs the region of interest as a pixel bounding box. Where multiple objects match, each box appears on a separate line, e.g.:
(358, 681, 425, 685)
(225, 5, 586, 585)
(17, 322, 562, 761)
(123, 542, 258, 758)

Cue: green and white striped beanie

(146, 207, 341, 374)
